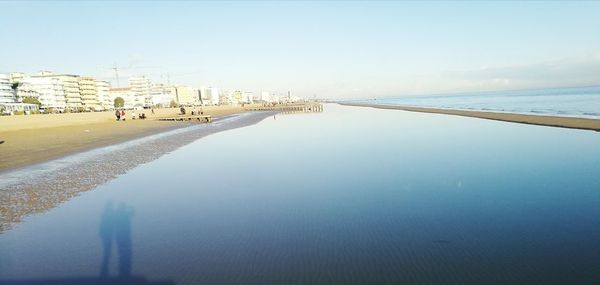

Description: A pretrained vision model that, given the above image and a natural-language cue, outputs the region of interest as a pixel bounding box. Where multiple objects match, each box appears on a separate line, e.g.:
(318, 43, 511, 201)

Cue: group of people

(115, 109, 147, 121)
(179, 106, 203, 115)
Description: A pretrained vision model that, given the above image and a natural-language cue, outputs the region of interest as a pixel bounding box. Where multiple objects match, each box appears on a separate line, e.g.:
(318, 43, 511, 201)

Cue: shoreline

(0, 111, 275, 232)
(0, 105, 251, 172)
(340, 102, 600, 132)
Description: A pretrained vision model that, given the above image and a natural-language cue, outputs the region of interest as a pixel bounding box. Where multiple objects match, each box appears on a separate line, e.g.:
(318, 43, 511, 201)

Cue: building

(150, 84, 173, 107)
(260, 91, 272, 102)
(109, 87, 134, 109)
(10, 72, 25, 84)
(0, 74, 16, 104)
(171, 85, 198, 105)
(243, 91, 254, 104)
(79, 77, 100, 111)
(95, 80, 112, 110)
(128, 76, 152, 107)
(209, 87, 220, 105)
(18, 76, 66, 111)
(33, 72, 82, 110)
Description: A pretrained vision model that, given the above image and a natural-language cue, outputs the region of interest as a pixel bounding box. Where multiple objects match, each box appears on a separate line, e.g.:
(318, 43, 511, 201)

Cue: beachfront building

(109, 87, 135, 109)
(150, 84, 173, 107)
(79, 77, 100, 111)
(17, 77, 66, 111)
(208, 87, 220, 105)
(128, 76, 152, 108)
(33, 72, 82, 110)
(243, 91, 254, 104)
(260, 91, 271, 102)
(171, 86, 198, 105)
(9, 72, 25, 84)
(0, 74, 16, 104)
(95, 80, 112, 110)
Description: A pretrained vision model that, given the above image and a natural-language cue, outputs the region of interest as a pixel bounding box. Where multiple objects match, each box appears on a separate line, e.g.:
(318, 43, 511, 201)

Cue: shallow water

(1, 104, 600, 285)
(358, 86, 600, 119)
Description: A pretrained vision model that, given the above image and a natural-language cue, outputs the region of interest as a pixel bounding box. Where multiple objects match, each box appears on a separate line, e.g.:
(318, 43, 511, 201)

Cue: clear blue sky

(2, 1, 600, 98)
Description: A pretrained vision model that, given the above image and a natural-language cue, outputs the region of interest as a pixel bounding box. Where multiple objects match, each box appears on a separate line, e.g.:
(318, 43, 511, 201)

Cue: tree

(114, 97, 125, 108)
(22, 97, 41, 106)
(169, 100, 178, 108)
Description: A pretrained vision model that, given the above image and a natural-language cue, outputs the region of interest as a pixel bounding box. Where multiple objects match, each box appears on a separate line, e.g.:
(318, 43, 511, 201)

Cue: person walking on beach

(121, 110, 125, 121)
(115, 110, 121, 121)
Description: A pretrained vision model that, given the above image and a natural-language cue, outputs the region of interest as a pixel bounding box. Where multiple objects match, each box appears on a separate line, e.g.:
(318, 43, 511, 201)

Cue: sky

(2, 1, 600, 99)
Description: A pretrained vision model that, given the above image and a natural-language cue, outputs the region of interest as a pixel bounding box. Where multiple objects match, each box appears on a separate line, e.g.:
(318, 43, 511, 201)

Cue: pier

(157, 115, 212, 123)
(247, 103, 323, 114)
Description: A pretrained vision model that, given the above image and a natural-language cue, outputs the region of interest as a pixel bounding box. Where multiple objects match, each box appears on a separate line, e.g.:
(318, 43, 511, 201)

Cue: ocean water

(1, 104, 600, 285)
(359, 86, 600, 119)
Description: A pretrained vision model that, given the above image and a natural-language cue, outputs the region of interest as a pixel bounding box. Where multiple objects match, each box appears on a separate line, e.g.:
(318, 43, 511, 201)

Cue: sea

(1, 104, 600, 285)
(355, 86, 600, 119)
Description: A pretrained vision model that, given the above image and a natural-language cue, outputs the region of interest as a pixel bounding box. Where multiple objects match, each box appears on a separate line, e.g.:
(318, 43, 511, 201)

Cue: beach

(0, 105, 251, 172)
(340, 102, 600, 132)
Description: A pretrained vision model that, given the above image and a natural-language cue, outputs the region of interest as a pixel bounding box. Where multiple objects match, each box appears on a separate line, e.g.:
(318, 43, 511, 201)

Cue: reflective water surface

(1, 104, 600, 284)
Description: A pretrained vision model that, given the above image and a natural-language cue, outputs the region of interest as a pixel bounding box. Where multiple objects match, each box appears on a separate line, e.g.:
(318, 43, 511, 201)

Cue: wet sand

(0, 111, 275, 232)
(340, 102, 600, 132)
(0, 105, 250, 172)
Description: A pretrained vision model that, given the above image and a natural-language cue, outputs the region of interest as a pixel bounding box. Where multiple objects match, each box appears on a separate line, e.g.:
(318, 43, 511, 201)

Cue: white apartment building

(260, 91, 272, 102)
(128, 76, 152, 107)
(109, 87, 135, 109)
(95, 80, 112, 110)
(18, 77, 66, 111)
(171, 86, 198, 105)
(209, 87, 220, 105)
(34, 72, 82, 110)
(150, 84, 173, 107)
(0, 74, 16, 104)
(79, 76, 100, 111)
(243, 92, 254, 104)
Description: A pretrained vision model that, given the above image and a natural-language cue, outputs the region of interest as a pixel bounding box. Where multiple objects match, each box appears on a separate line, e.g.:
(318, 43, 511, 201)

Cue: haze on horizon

(2, 1, 600, 99)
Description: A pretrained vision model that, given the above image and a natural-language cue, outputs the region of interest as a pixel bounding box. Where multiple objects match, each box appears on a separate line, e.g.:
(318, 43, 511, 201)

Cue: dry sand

(340, 102, 600, 132)
(0, 105, 252, 172)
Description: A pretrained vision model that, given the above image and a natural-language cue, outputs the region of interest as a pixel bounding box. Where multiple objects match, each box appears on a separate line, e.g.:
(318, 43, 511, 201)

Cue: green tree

(22, 97, 42, 106)
(169, 100, 178, 108)
(114, 97, 125, 108)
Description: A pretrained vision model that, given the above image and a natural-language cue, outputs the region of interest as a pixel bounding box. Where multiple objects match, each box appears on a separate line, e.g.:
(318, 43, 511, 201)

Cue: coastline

(340, 102, 600, 132)
(0, 105, 250, 172)
(0, 111, 275, 232)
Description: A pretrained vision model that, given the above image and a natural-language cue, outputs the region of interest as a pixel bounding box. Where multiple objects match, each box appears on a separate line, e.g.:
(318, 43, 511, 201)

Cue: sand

(340, 102, 600, 132)
(0, 105, 251, 172)
(0, 111, 275, 231)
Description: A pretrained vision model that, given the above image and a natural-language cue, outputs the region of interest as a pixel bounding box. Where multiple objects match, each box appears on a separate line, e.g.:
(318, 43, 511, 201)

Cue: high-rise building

(79, 77, 100, 111)
(150, 84, 173, 107)
(34, 72, 82, 110)
(18, 77, 66, 111)
(0, 74, 17, 104)
(128, 76, 152, 107)
(95, 80, 112, 110)
(209, 87, 220, 105)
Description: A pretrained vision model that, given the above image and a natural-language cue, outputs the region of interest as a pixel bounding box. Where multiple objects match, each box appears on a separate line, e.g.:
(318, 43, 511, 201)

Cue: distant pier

(247, 103, 323, 114)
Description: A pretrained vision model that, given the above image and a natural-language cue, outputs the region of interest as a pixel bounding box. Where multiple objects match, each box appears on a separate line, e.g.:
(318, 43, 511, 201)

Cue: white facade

(261, 91, 272, 102)
(209, 87, 220, 105)
(18, 77, 67, 110)
(79, 77, 100, 111)
(128, 76, 152, 107)
(243, 91, 254, 104)
(109, 88, 135, 109)
(0, 74, 16, 103)
(95, 80, 112, 110)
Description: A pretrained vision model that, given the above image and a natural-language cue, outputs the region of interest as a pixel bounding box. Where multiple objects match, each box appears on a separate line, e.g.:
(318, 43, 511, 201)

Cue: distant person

(121, 110, 125, 121)
(151, 107, 155, 115)
(180, 106, 186, 115)
(115, 110, 120, 121)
